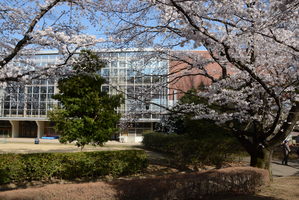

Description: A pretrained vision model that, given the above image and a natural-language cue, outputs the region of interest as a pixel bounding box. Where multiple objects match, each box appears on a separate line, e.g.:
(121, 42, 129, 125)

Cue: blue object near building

(34, 138, 40, 144)
(41, 136, 59, 139)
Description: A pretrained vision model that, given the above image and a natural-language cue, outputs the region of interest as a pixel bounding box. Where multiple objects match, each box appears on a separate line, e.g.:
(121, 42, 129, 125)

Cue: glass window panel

(33, 94, 39, 101)
(102, 86, 109, 93)
(41, 55, 48, 60)
(18, 87, 24, 93)
(40, 79, 47, 84)
(48, 86, 54, 93)
(111, 61, 118, 68)
(17, 110, 24, 115)
(127, 69, 135, 77)
(110, 77, 118, 84)
(143, 76, 151, 83)
(33, 102, 39, 109)
(32, 110, 38, 115)
(40, 102, 46, 109)
(26, 94, 33, 101)
(18, 94, 25, 101)
(32, 80, 40, 84)
(101, 68, 109, 77)
(118, 52, 126, 58)
(4, 95, 10, 101)
(47, 94, 53, 99)
(18, 102, 24, 108)
(27, 86, 32, 93)
(152, 76, 161, 83)
(4, 102, 10, 109)
(142, 68, 153, 75)
(48, 54, 58, 60)
(41, 87, 47, 93)
(7, 87, 14, 93)
(119, 76, 126, 84)
(48, 79, 55, 84)
(33, 87, 39, 93)
(4, 110, 9, 115)
(40, 94, 47, 101)
(128, 77, 134, 84)
(111, 53, 118, 59)
(144, 113, 151, 118)
(152, 114, 160, 119)
(26, 110, 32, 115)
(26, 102, 32, 109)
(10, 102, 17, 108)
(100, 53, 110, 58)
(135, 77, 142, 83)
(112, 69, 118, 76)
(119, 61, 126, 68)
(151, 93, 160, 99)
(40, 110, 46, 115)
(119, 69, 126, 76)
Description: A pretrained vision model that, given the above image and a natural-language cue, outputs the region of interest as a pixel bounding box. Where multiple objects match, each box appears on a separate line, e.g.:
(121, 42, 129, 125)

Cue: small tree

(49, 50, 123, 149)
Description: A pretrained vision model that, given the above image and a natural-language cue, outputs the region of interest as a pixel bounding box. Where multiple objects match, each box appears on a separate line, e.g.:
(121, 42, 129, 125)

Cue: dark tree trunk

(249, 146, 273, 177)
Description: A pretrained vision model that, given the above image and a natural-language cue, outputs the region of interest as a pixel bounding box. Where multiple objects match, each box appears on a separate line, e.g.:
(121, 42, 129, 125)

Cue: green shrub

(0, 150, 148, 184)
(143, 132, 243, 168)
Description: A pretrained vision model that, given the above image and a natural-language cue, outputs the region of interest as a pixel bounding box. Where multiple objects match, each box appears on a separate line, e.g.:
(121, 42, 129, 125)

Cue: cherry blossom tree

(103, 0, 299, 171)
(0, 0, 104, 84)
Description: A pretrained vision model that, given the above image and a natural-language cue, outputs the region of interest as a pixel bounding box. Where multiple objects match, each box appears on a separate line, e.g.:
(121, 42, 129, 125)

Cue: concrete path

(237, 157, 299, 177)
(271, 160, 299, 177)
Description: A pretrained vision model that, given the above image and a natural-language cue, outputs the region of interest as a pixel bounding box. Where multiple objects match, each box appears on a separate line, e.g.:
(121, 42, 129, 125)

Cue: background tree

(102, 0, 299, 171)
(0, 0, 103, 84)
(49, 50, 123, 149)
(158, 87, 235, 140)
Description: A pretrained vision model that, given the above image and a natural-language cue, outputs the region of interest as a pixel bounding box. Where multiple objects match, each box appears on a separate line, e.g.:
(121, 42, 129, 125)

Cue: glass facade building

(0, 50, 169, 142)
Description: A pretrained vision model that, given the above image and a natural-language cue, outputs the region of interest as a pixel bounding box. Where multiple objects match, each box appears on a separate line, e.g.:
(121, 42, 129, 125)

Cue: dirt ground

(0, 171, 298, 200)
(0, 139, 141, 154)
(256, 176, 299, 200)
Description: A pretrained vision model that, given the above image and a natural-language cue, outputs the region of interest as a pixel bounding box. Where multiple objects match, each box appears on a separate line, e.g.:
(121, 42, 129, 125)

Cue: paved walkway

(271, 160, 299, 177)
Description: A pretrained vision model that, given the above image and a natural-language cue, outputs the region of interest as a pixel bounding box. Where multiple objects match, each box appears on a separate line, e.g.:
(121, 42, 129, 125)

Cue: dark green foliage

(158, 88, 236, 136)
(49, 50, 123, 148)
(0, 150, 148, 184)
(153, 87, 245, 168)
(143, 132, 243, 168)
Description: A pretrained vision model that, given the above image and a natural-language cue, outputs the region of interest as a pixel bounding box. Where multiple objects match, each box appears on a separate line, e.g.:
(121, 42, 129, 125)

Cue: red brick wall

(168, 51, 222, 100)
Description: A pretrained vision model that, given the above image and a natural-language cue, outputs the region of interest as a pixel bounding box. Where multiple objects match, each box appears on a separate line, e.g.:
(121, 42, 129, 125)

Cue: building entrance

(19, 121, 37, 138)
(0, 121, 12, 137)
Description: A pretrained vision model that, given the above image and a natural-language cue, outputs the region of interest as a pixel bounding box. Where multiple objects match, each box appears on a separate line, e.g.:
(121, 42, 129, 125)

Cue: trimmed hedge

(117, 167, 270, 200)
(143, 132, 243, 168)
(0, 167, 270, 200)
(0, 150, 148, 184)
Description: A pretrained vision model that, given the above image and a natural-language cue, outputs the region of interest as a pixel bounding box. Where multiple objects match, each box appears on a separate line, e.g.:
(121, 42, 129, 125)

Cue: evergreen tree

(49, 50, 123, 149)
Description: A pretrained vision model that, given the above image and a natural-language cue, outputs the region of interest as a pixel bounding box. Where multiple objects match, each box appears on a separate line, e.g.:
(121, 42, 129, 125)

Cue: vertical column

(0, 88, 4, 116)
(9, 121, 19, 138)
(36, 121, 45, 138)
(24, 86, 27, 117)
